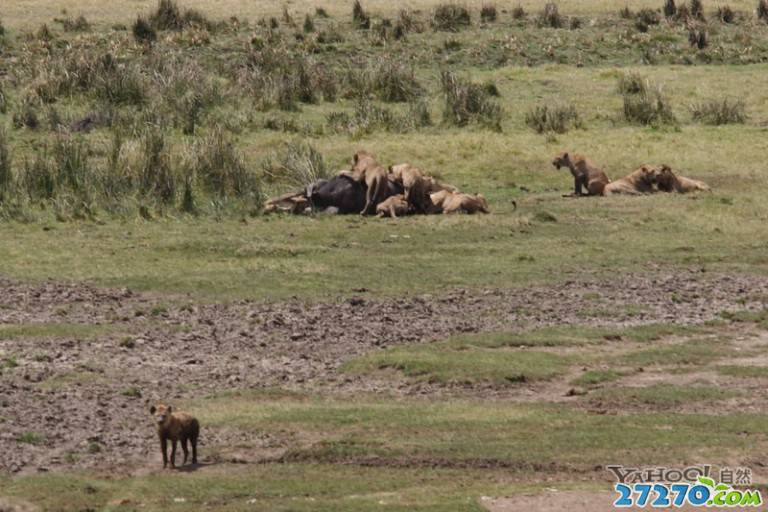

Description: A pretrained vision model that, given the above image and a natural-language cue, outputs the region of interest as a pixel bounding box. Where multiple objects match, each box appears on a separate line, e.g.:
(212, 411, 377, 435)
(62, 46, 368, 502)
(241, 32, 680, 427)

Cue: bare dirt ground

(1, 269, 767, 476)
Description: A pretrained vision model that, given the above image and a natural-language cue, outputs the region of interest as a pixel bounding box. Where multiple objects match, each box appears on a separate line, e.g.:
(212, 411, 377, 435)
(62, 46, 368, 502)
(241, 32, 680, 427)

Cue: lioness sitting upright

(150, 403, 200, 468)
(339, 150, 390, 215)
(552, 152, 611, 197)
(655, 165, 711, 193)
(603, 165, 658, 195)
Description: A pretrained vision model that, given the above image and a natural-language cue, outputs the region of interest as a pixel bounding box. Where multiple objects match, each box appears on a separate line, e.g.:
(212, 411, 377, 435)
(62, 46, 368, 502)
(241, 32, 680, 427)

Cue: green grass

(17, 432, 45, 445)
(716, 365, 768, 379)
(0, 323, 115, 341)
(191, 392, 768, 468)
(2, 3, 768, 510)
(342, 324, 709, 386)
(0, 464, 526, 512)
(571, 369, 627, 386)
(343, 344, 571, 384)
(589, 384, 741, 408)
(618, 339, 726, 367)
(719, 309, 768, 328)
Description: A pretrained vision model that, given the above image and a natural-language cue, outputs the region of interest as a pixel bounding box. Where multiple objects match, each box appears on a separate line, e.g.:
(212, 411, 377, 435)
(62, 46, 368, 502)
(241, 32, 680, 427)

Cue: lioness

(339, 151, 391, 215)
(552, 152, 611, 197)
(263, 191, 310, 215)
(389, 163, 430, 213)
(376, 194, 410, 218)
(430, 190, 491, 214)
(423, 176, 458, 194)
(655, 165, 711, 193)
(603, 165, 657, 195)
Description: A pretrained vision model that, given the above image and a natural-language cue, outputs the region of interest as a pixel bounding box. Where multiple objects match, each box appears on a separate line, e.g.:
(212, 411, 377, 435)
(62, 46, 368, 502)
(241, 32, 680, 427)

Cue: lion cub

(376, 194, 410, 218)
(552, 151, 611, 196)
(150, 403, 200, 468)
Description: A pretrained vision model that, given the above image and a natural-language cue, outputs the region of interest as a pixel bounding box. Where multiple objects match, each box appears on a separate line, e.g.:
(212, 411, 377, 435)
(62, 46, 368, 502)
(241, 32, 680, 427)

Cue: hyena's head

(149, 403, 172, 426)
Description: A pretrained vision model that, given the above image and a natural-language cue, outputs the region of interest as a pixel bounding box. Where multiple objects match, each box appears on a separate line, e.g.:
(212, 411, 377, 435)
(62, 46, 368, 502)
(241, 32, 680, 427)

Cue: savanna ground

(2, 0, 768, 510)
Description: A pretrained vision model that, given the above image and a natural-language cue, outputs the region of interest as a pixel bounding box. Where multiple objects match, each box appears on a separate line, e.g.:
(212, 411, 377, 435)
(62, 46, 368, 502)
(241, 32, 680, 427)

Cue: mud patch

(0, 271, 766, 474)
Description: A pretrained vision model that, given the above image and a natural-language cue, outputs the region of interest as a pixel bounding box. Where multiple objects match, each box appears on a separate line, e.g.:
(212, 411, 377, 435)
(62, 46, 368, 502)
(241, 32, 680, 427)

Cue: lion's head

(552, 151, 571, 170)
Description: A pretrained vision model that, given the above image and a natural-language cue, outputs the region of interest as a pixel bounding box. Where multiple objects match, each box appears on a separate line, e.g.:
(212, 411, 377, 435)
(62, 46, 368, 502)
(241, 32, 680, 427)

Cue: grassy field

(2, 0, 768, 510)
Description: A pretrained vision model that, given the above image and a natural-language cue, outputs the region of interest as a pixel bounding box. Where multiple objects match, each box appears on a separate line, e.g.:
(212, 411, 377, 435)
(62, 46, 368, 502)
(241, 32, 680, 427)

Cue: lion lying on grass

(654, 165, 711, 193)
(603, 165, 658, 196)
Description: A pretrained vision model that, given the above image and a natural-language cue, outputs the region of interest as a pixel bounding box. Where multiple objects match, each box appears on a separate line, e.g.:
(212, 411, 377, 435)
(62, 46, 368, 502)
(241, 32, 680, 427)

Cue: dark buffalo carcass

(308, 175, 403, 214)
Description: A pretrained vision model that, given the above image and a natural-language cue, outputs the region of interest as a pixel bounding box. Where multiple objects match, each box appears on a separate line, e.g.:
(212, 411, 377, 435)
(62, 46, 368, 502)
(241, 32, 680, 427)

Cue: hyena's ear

(149, 405, 156, 414)
(167, 406, 173, 414)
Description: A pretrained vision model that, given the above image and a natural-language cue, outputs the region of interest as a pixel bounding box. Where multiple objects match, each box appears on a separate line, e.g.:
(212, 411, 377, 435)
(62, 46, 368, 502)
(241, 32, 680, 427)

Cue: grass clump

(139, 129, 175, 205)
(525, 104, 583, 134)
(132, 16, 157, 46)
(352, 0, 371, 29)
(18, 432, 45, 445)
(688, 28, 708, 49)
(617, 72, 648, 95)
(538, 2, 564, 28)
(480, 4, 498, 23)
(261, 140, 329, 190)
(433, 4, 472, 31)
(690, 0, 706, 20)
(149, 0, 212, 31)
(326, 98, 430, 135)
(0, 128, 12, 201)
(690, 98, 746, 125)
(303, 14, 315, 33)
(635, 8, 661, 31)
(664, 0, 678, 17)
(59, 14, 90, 32)
(717, 5, 736, 23)
(371, 59, 423, 102)
(187, 127, 261, 203)
(622, 86, 677, 126)
(760, 0, 768, 22)
(441, 71, 503, 131)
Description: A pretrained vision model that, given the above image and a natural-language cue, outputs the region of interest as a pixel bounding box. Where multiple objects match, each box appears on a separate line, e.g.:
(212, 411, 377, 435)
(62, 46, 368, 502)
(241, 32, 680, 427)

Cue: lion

(389, 163, 431, 214)
(339, 150, 391, 215)
(423, 176, 458, 194)
(655, 165, 711, 193)
(552, 152, 611, 197)
(602, 165, 658, 195)
(376, 194, 410, 218)
(263, 190, 310, 215)
(430, 190, 491, 214)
